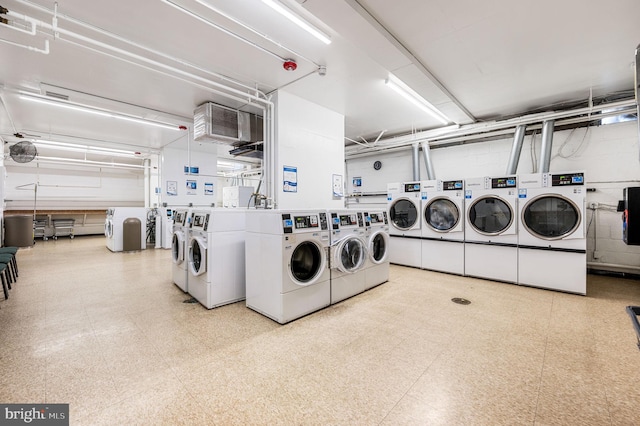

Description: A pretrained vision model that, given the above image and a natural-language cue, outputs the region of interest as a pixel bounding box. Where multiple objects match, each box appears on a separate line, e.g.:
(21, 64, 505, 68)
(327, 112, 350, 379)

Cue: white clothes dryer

(387, 181, 423, 268)
(105, 207, 148, 252)
(187, 209, 246, 309)
(328, 210, 367, 304)
(421, 179, 465, 275)
(464, 176, 518, 283)
(517, 172, 586, 294)
(171, 208, 190, 292)
(362, 210, 390, 290)
(245, 209, 331, 324)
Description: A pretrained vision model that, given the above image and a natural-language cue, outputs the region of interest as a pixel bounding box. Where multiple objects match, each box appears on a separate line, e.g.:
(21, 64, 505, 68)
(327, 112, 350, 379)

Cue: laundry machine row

(387, 171, 587, 294)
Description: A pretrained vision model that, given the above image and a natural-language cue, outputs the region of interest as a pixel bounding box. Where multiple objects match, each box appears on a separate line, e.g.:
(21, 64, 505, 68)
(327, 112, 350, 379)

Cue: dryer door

(288, 240, 326, 286)
(172, 230, 185, 265)
(368, 230, 389, 264)
(522, 194, 583, 240)
(333, 236, 366, 273)
(468, 196, 515, 236)
(424, 197, 462, 233)
(389, 198, 419, 231)
(189, 236, 207, 276)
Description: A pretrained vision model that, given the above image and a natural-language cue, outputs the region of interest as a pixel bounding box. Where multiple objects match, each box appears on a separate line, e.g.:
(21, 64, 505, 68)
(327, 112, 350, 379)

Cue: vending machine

(621, 187, 640, 245)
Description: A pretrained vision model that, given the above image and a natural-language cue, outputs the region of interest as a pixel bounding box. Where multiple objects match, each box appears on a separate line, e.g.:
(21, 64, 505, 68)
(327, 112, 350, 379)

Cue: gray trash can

(4, 215, 34, 247)
(123, 217, 142, 251)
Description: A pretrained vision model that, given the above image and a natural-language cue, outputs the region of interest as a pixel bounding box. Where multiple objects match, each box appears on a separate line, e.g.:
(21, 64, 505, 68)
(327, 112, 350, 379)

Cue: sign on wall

(283, 165, 297, 193)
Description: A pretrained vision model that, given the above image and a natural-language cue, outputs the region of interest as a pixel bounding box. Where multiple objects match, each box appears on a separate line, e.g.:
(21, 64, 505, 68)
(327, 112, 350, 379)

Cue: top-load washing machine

(328, 210, 367, 304)
(363, 210, 390, 290)
(387, 181, 423, 268)
(464, 176, 518, 283)
(245, 209, 331, 324)
(105, 207, 148, 252)
(171, 208, 190, 292)
(517, 172, 586, 294)
(421, 179, 465, 275)
(187, 208, 246, 309)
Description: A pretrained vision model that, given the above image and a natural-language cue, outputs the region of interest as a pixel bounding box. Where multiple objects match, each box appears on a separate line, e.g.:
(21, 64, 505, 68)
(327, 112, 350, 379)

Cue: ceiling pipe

(539, 120, 555, 173)
(506, 125, 526, 174)
(421, 142, 436, 180)
(412, 143, 420, 181)
(345, 98, 635, 157)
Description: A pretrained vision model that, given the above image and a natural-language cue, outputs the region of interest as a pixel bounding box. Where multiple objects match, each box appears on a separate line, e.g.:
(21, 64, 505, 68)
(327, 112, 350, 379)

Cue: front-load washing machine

(464, 176, 518, 283)
(421, 179, 465, 275)
(187, 209, 246, 309)
(171, 208, 190, 292)
(363, 210, 390, 290)
(517, 172, 586, 294)
(328, 210, 367, 304)
(245, 209, 331, 324)
(105, 207, 148, 252)
(387, 181, 423, 268)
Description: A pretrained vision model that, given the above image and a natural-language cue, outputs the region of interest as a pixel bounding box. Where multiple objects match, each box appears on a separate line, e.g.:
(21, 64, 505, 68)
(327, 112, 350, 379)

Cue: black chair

(0, 262, 10, 300)
(0, 247, 18, 276)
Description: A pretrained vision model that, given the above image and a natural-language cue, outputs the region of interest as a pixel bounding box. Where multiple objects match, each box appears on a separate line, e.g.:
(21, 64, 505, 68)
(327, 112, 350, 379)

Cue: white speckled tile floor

(1, 235, 640, 425)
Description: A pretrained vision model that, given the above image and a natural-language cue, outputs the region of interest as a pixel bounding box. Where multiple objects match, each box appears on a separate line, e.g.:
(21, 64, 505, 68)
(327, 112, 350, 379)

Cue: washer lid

(523, 194, 582, 240)
(333, 236, 366, 273)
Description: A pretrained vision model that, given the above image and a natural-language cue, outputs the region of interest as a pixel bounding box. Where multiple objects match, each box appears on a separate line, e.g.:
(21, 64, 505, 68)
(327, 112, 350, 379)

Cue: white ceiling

(0, 0, 638, 159)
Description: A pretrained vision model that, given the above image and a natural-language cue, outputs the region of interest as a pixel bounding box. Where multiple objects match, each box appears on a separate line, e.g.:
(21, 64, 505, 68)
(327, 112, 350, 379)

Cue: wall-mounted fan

(9, 141, 38, 163)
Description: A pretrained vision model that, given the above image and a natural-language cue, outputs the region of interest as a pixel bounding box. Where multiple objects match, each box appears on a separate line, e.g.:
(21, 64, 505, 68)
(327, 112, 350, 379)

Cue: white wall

(346, 120, 640, 274)
(161, 146, 217, 208)
(274, 91, 345, 210)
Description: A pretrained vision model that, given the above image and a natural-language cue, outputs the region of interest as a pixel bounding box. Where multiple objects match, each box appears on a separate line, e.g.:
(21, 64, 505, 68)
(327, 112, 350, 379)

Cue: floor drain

(451, 297, 471, 305)
(183, 297, 199, 304)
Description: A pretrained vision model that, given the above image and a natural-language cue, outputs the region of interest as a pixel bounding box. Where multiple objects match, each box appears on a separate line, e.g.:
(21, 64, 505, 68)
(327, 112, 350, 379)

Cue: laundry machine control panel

(551, 172, 584, 187)
(442, 180, 464, 191)
(282, 212, 328, 234)
(364, 212, 388, 226)
(490, 176, 517, 189)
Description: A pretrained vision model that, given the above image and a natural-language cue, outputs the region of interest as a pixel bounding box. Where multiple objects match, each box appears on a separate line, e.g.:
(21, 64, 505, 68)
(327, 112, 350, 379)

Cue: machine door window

(172, 232, 184, 264)
(291, 241, 322, 284)
(369, 231, 388, 264)
(389, 199, 418, 230)
(189, 238, 207, 276)
(523, 195, 580, 240)
(425, 198, 460, 232)
(469, 196, 513, 235)
(334, 237, 366, 273)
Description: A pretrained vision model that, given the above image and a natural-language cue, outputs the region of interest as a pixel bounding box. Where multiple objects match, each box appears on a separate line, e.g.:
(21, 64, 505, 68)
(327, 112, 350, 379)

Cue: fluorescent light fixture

(32, 140, 143, 158)
(261, 0, 331, 45)
(385, 74, 450, 125)
(19, 93, 182, 131)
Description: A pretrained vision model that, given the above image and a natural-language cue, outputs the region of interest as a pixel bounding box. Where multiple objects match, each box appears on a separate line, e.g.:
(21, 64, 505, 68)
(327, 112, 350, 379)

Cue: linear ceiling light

(31, 140, 144, 158)
(261, 0, 331, 45)
(19, 93, 183, 131)
(385, 74, 450, 125)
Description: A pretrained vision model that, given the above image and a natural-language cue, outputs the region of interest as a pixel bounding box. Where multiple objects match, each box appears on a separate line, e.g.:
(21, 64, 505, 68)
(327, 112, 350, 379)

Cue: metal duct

(636, 43, 640, 161)
(506, 125, 526, 174)
(539, 120, 555, 173)
(193, 102, 263, 145)
(421, 142, 436, 180)
(412, 143, 420, 181)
